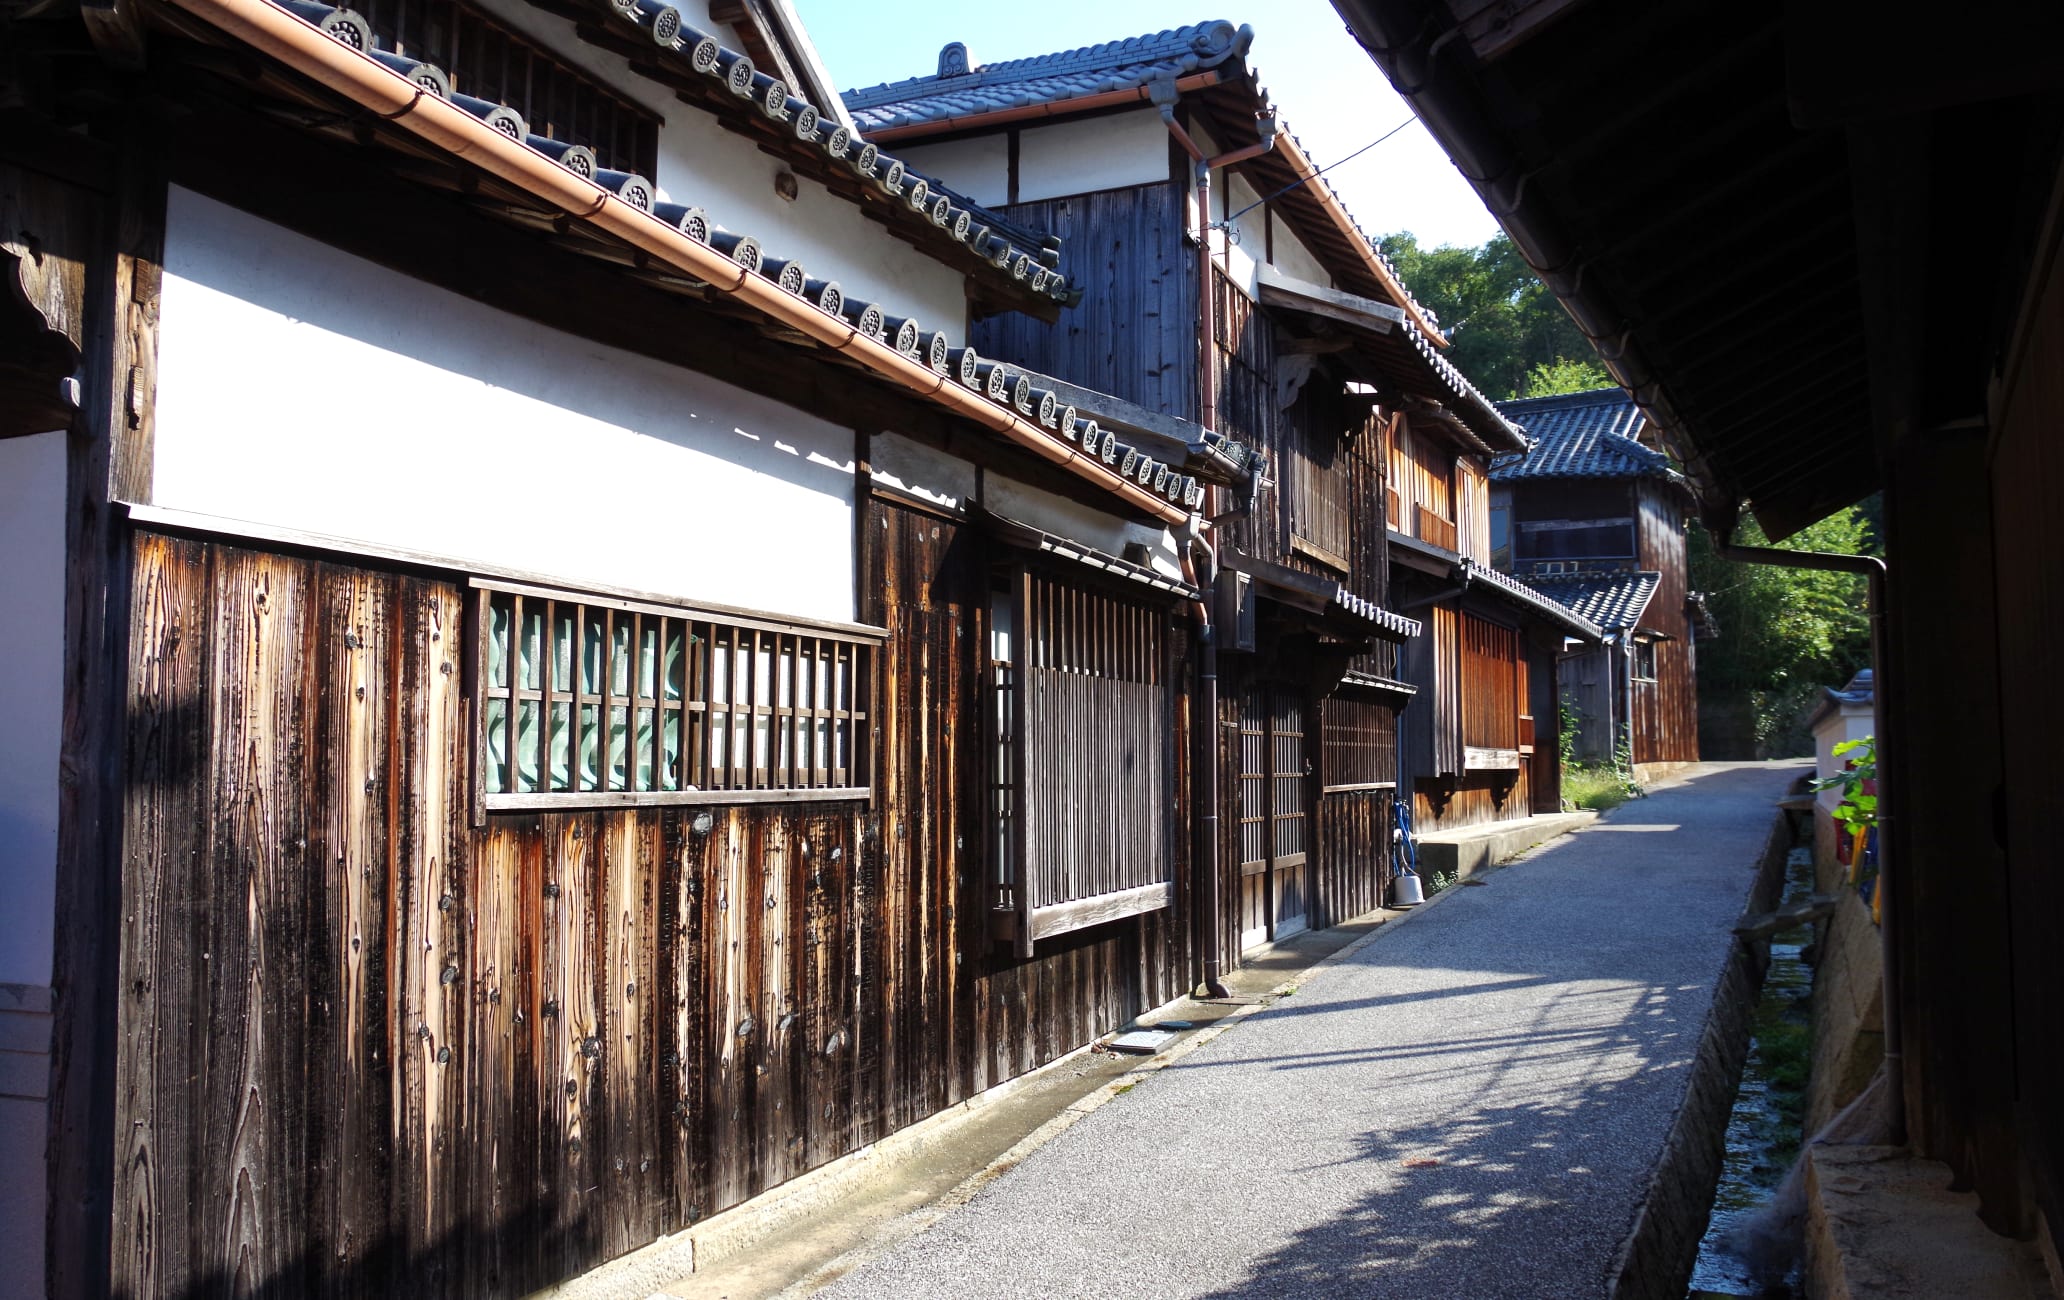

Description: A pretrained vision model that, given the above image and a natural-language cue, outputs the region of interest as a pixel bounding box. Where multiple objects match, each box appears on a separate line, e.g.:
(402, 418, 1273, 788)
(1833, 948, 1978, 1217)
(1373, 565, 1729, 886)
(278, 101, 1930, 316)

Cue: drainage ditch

(1687, 844, 1815, 1299)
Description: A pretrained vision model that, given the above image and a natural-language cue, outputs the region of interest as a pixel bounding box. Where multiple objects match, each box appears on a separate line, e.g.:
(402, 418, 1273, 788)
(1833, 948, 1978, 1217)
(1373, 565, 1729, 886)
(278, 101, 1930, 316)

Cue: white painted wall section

(1266, 206, 1335, 289)
(1217, 171, 1265, 295)
(0, 429, 63, 1300)
(0, 429, 65, 991)
(466, 0, 965, 327)
(1017, 109, 1172, 203)
(892, 136, 1010, 209)
(154, 188, 858, 623)
(652, 113, 970, 330)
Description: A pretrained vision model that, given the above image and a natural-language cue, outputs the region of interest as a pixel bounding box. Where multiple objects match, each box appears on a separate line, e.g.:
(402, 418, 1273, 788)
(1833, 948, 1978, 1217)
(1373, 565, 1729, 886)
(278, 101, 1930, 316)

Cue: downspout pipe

(1719, 541, 1903, 1146)
(1180, 517, 1230, 998)
(1621, 635, 1636, 770)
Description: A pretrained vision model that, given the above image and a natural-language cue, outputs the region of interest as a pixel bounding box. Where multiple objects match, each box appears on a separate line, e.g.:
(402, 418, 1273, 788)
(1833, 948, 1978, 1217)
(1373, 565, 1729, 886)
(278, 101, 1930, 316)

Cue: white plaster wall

(0, 1094, 46, 1300)
(651, 112, 970, 331)
(468, 0, 966, 329)
(0, 430, 61, 1300)
(1267, 208, 1334, 290)
(155, 188, 858, 623)
(1017, 109, 1173, 203)
(1218, 171, 1265, 295)
(892, 136, 1010, 209)
(0, 430, 65, 991)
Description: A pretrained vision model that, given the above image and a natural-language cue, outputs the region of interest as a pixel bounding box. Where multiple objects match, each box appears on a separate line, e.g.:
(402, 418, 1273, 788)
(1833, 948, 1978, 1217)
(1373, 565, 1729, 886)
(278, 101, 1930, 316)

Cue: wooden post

(49, 116, 165, 1300)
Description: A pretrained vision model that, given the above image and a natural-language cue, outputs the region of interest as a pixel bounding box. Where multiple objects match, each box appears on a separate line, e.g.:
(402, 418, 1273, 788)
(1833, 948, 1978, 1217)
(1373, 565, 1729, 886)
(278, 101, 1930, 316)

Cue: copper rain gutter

(170, 0, 1190, 526)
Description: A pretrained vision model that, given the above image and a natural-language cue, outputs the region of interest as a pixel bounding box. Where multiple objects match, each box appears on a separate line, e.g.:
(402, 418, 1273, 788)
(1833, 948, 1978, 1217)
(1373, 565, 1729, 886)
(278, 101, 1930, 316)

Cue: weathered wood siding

(972, 183, 1197, 422)
(1632, 480, 1698, 764)
(1412, 768, 1534, 834)
(112, 509, 1189, 1297)
(1387, 413, 1456, 548)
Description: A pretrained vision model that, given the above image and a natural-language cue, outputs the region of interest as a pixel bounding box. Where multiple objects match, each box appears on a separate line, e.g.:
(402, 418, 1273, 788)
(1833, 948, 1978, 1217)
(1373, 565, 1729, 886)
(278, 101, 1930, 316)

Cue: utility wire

(1218, 116, 1417, 228)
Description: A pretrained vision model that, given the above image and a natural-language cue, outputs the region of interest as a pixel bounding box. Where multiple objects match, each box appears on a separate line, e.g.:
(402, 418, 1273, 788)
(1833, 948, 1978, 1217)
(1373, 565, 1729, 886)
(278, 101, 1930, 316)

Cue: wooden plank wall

(111, 512, 1190, 1298)
(1633, 481, 1698, 764)
(1977, 245, 2064, 1242)
(1388, 414, 1455, 545)
(972, 183, 1197, 423)
(1412, 768, 1533, 834)
(1458, 613, 1520, 751)
(1018, 573, 1171, 912)
(1399, 603, 1460, 780)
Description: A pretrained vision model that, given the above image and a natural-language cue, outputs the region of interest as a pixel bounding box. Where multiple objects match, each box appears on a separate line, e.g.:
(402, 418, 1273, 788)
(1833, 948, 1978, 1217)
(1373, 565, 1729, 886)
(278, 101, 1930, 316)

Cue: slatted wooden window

(1287, 421, 1351, 570)
(475, 581, 874, 809)
(1322, 694, 1397, 792)
(990, 569, 1173, 956)
(1460, 612, 1522, 756)
(359, 0, 660, 175)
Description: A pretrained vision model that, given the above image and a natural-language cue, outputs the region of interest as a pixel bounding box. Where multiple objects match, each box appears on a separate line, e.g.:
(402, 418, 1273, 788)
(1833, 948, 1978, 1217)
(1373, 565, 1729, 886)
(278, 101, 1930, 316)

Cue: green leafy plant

(1520, 356, 1611, 397)
(1811, 735, 1878, 832)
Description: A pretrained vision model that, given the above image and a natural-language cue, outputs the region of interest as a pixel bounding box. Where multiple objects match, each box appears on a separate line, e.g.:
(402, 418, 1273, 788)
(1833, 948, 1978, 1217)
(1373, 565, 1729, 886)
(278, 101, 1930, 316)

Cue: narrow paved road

(816, 763, 1797, 1300)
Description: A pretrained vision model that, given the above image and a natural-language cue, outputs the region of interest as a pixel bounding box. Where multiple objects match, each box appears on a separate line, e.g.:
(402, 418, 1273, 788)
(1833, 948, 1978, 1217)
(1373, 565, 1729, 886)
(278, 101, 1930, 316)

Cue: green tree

(1520, 357, 1612, 397)
(1377, 231, 1594, 400)
(1689, 507, 1876, 758)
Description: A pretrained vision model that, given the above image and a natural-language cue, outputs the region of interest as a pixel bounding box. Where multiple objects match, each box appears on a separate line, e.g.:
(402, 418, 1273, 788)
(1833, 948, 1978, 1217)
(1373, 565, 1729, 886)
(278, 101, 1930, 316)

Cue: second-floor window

(1516, 517, 1636, 562)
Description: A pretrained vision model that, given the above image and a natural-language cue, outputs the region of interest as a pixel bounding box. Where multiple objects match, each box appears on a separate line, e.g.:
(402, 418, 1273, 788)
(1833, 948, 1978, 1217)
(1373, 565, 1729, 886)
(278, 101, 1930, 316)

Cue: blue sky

(789, 0, 1505, 251)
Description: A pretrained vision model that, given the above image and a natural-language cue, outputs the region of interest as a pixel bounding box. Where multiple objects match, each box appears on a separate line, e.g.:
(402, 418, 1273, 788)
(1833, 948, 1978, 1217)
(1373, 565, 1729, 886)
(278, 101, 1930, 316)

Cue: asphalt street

(815, 762, 1797, 1300)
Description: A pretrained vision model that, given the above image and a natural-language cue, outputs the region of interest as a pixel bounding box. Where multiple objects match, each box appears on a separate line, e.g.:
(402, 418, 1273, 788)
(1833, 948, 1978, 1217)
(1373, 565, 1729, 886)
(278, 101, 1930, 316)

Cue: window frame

(985, 561, 1179, 957)
(470, 577, 879, 814)
(1632, 637, 1660, 683)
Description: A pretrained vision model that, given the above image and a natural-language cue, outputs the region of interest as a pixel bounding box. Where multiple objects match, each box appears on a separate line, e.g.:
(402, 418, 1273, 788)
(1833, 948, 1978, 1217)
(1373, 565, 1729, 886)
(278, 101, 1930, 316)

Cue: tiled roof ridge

(1523, 569, 1661, 631)
(843, 20, 1251, 107)
(1490, 386, 1676, 482)
(1460, 558, 1605, 640)
(265, 0, 1209, 515)
(298, 0, 1074, 302)
(1498, 384, 1627, 410)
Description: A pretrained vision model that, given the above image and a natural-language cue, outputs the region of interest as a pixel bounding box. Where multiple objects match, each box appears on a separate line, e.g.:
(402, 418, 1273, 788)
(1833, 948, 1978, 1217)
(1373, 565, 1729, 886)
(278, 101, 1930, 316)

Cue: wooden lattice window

(1322, 693, 1397, 792)
(989, 568, 1174, 956)
(474, 580, 875, 810)
(359, 0, 660, 175)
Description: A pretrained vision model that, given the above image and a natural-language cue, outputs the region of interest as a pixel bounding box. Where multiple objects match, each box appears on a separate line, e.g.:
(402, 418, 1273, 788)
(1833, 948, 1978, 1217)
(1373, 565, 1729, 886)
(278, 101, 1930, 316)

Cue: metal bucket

(1391, 872, 1425, 908)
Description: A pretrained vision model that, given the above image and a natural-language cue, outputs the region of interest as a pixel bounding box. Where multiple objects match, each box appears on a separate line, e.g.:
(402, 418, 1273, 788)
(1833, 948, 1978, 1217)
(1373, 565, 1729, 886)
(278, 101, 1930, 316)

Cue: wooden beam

(1256, 261, 1403, 336)
(81, 0, 149, 70)
(1028, 882, 1176, 943)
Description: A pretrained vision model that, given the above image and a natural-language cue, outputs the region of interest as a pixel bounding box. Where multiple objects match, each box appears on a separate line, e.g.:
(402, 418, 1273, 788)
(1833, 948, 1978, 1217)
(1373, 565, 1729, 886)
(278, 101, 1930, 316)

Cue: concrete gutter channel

(1607, 807, 1790, 1299)
(543, 781, 1787, 1300)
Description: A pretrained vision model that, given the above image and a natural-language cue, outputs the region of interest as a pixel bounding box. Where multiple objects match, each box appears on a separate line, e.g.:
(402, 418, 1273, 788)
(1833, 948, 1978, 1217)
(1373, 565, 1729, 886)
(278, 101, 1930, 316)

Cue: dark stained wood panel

(111, 516, 1192, 1298)
(972, 183, 1198, 420)
(1633, 480, 1699, 764)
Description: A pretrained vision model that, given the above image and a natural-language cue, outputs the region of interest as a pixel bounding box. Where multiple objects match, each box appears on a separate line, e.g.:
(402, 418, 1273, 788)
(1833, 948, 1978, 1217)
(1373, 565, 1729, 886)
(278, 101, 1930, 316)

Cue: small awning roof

(981, 511, 1200, 601)
(1255, 263, 1404, 337)
(1225, 549, 1422, 641)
